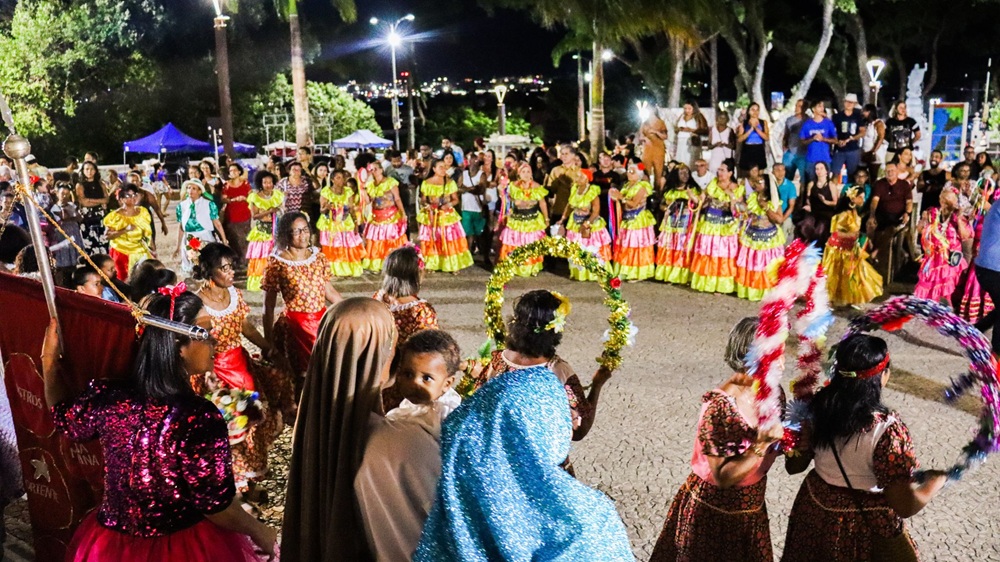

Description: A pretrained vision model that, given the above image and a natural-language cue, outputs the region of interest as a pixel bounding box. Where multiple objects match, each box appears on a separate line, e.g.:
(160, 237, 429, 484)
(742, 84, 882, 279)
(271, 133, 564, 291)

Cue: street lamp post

(494, 84, 508, 136)
(866, 58, 886, 107)
(371, 14, 415, 151)
(211, 0, 235, 158)
(574, 53, 585, 142)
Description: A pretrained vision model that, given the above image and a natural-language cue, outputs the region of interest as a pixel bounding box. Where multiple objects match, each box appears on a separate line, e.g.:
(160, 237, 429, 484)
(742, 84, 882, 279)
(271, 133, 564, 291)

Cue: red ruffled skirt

(67, 513, 262, 562)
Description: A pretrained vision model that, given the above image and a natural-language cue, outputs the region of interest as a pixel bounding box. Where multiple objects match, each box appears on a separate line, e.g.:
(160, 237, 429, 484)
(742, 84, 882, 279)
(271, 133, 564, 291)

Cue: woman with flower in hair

(689, 158, 743, 294)
(498, 161, 549, 276)
(650, 317, 785, 562)
(245, 171, 284, 291)
(823, 186, 884, 308)
(174, 180, 227, 275)
(915, 186, 972, 304)
(317, 169, 366, 277)
(361, 164, 408, 272)
(418, 159, 473, 272)
(610, 163, 656, 281)
(782, 334, 948, 561)
(192, 243, 286, 505)
(263, 212, 342, 400)
(467, 290, 611, 473)
(556, 175, 613, 281)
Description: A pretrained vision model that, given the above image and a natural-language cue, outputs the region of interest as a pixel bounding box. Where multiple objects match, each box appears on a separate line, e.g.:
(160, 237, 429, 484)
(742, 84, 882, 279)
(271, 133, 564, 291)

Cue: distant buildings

(343, 76, 550, 99)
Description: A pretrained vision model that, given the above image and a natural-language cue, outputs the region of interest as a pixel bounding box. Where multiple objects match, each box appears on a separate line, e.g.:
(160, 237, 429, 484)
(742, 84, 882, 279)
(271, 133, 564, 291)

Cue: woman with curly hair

(245, 171, 284, 291)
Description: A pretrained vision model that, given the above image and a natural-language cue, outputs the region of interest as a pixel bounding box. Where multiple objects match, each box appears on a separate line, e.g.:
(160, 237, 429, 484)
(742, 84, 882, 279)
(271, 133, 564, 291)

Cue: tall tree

(273, 0, 357, 147)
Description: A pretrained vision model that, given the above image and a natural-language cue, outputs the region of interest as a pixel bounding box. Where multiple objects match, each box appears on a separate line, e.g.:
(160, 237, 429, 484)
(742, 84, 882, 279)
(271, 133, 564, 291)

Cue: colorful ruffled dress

(689, 179, 740, 293)
(650, 390, 779, 561)
(190, 287, 287, 490)
(499, 181, 549, 277)
(822, 210, 884, 307)
(317, 185, 366, 277)
(418, 180, 474, 272)
(914, 208, 968, 303)
(565, 184, 613, 281)
(102, 207, 153, 280)
(957, 187, 999, 323)
(245, 190, 284, 292)
(613, 180, 656, 281)
(735, 196, 785, 301)
(361, 177, 408, 272)
(654, 187, 699, 284)
(261, 247, 332, 382)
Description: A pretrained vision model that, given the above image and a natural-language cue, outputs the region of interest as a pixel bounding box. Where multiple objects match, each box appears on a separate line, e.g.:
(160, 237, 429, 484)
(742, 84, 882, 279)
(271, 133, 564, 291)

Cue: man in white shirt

(691, 158, 714, 189)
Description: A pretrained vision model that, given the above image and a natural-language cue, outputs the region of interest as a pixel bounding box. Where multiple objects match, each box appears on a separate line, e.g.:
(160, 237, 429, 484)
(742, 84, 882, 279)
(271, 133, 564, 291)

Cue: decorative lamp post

(211, 0, 235, 158)
(866, 58, 886, 106)
(371, 14, 415, 150)
(495, 84, 508, 136)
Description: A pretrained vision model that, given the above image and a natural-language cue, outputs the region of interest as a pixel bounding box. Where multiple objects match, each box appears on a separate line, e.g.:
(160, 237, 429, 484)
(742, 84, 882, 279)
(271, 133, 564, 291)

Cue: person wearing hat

(174, 179, 228, 274)
(831, 94, 867, 180)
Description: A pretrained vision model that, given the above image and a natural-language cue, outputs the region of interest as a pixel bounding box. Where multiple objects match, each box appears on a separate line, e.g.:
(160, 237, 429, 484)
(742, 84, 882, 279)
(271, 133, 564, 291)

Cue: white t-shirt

(461, 170, 496, 212)
(692, 170, 714, 189)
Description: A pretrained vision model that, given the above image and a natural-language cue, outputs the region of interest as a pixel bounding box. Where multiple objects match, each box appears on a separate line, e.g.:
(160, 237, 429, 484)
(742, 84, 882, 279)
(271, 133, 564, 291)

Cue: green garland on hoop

(484, 237, 634, 371)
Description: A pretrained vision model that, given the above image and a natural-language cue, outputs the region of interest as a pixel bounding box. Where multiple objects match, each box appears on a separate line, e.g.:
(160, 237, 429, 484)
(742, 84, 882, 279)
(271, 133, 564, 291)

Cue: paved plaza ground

(5, 214, 1000, 560)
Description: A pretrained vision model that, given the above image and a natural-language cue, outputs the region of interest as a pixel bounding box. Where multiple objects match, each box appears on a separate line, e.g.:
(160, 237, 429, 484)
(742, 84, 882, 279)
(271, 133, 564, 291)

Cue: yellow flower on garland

(542, 292, 572, 333)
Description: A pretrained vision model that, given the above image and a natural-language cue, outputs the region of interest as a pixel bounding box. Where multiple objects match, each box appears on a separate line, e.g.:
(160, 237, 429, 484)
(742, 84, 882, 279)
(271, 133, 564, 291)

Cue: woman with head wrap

(413, 363, 633, 561)
(280, 298, 397, 562)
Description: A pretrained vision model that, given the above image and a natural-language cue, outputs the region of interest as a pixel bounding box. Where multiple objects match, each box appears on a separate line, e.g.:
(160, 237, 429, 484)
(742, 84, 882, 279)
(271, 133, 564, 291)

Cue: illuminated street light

(636, 100, 651, 122)
(371, 15, 416, 149)
(866, 58, 886, 105)
(495, 84, 509, 135)
(601, 49, 614, 62)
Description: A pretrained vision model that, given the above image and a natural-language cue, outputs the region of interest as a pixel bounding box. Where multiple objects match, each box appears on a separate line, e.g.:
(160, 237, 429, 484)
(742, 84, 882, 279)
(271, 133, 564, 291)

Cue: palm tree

(274, 0, 357, 147)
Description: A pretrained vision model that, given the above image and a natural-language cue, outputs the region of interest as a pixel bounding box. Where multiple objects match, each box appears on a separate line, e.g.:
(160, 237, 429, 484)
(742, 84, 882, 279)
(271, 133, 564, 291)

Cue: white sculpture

(906, 64, 927, 122)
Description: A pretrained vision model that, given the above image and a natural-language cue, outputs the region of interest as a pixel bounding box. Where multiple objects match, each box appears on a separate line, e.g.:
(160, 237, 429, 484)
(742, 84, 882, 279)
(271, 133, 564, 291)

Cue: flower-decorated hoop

(484, 237, 634, 372)
(746, 240, 834, 435)
(840, 296, 1000, 481)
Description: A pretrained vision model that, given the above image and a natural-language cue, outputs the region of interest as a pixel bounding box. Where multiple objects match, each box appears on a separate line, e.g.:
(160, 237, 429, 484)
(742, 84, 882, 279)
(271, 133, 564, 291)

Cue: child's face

(76, 273, 103, 297)
(98, 260, 116, 281)
(395, 351, 455, 405)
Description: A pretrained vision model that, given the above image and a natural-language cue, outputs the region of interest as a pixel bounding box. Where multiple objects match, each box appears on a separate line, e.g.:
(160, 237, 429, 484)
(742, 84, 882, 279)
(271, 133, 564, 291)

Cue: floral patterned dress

(782, 412, 919, 562)
(262, 248, 332, 384)
(650, 390, 778, 562)
(190, 287, 287, 490)
(387, 298, 439, 343)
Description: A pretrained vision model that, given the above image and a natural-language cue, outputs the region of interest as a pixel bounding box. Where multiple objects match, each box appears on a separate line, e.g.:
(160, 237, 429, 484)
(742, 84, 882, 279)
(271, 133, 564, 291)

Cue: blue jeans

(831, 149, 862, 181)
(782, 151, 808, 184)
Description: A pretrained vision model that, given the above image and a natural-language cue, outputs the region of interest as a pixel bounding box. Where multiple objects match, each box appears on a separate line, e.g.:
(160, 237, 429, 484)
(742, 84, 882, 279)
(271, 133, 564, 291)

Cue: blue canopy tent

(122, 122, 212, 154)
(215, 141, 257, 155)
(330, 129, 393, 150)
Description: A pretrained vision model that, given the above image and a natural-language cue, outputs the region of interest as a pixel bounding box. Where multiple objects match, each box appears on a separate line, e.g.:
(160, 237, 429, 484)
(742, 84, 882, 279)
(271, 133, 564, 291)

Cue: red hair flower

(609, 277, 622, 289)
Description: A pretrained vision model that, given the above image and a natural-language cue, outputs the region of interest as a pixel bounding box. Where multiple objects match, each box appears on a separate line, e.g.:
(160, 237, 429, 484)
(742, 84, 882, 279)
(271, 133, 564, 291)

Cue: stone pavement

(6, 216, 1000, 560)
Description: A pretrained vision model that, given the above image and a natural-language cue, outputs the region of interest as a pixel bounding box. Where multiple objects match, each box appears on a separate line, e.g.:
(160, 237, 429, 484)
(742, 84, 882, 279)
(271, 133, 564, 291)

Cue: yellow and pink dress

(418, 180, 474, 272)
(362, 177, 408, 272)
(654, 187, 699, 284)
(191, 287, 286, 491)
(735, 195, 785, 301)
(822, 210, 884, 307)
(689, 179, 740, 294)
(317, 185, 366, 277)
(499, 181, 549, 277)
(613, 180, 656, 281)
(565, 184, 613, 281)
(102, 207, 153, 280)
(245, 190, 284, 291)
(915, 208, 969, 303)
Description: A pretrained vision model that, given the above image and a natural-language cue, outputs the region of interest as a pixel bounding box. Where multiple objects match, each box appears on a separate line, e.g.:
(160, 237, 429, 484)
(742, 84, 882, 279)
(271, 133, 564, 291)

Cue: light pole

(371, 14, 414, 150)
(866, 58, 886, 107)
(574, 53, 585, 142)
(211, 0, 235, 158)
(494, 84, 508, 136)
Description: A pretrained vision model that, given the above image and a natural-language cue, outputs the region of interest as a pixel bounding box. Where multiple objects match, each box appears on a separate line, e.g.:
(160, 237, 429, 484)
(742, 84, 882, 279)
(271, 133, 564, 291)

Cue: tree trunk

(846, 12, 871, 104)
(667, 36, 685, 108)
(589, 40, 606, 162)
(892, 47, 906, 104)
(751, 41, 768, 111)
(710, 35, 718, 111)
(289, 5, 311, 147)
(719, 26, 753, 99)
(922, 28, 943, 98)
(768, 0, 835, 158)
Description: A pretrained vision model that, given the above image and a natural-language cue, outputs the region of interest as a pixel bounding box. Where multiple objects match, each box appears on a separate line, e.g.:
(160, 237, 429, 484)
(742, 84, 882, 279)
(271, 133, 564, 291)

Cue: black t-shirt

(884, 117, 919, 152)
(919, 169, 948, 212)
(833, 111, 865, 151)
(590, 169, 621, 225)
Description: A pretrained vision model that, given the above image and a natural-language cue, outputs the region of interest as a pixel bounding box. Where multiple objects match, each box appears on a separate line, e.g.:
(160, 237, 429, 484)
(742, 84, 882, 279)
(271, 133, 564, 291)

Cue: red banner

(0, 272, 137, 560)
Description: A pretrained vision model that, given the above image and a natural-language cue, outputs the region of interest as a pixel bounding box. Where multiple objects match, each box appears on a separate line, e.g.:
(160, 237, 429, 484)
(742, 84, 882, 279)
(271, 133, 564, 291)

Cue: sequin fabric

(52, 380, 235, 537)
(413, 365, 634, 562)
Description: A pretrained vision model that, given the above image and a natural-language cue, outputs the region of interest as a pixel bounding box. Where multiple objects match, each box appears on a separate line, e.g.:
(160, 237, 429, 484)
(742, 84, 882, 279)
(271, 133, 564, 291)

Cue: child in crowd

(71, 264, 103, 297)
(88, 253, 130, 303)
(49, 183, 83, 284)
(375, 244, 438, 343)
(355, 329, 463, 562)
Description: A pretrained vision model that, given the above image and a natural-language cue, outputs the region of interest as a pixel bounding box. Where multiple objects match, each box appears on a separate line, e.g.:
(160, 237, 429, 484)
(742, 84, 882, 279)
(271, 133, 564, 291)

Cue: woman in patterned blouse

(262, 212, 343, 402)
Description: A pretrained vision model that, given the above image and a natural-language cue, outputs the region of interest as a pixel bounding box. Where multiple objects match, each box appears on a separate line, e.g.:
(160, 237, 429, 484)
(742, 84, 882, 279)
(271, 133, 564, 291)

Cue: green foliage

(417, 106, 540, 149)
(0, 0, 161, 137)
(988, 103, 1000, 132)
(234, 74, 380, 146)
